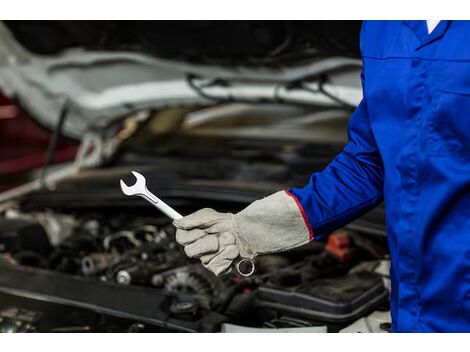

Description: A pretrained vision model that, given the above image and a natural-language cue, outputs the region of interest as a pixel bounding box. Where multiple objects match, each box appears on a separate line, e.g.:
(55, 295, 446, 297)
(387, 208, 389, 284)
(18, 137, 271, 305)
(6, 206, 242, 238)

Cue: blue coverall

(290, 21, 470, 332)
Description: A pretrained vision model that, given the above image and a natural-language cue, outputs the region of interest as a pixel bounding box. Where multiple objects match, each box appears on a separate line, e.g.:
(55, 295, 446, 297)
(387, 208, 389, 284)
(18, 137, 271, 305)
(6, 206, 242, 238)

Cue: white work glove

(173, 191, 311, 276)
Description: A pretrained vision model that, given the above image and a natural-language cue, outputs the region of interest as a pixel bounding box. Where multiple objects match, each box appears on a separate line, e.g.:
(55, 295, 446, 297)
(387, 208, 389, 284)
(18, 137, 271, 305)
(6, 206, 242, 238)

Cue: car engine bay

(0, 187, 390, 332)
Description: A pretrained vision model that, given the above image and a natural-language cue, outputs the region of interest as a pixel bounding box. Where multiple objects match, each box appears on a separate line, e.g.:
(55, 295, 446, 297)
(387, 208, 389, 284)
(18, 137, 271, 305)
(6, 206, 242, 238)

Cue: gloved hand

(173, 191, 312, 276)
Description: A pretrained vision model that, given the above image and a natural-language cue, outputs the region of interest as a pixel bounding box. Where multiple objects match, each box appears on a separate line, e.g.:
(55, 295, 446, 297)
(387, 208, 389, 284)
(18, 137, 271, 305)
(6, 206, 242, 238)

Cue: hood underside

(0, 21, 363, 139)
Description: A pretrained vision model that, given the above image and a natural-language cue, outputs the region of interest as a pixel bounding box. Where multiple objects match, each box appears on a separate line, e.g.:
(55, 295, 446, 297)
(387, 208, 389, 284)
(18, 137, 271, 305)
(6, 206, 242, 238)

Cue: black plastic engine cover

(256, 272, 388, 324)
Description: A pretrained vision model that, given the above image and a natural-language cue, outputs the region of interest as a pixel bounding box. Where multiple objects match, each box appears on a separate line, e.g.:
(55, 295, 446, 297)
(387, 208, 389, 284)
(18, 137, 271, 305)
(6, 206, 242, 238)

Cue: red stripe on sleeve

(284, 190, 314, 241)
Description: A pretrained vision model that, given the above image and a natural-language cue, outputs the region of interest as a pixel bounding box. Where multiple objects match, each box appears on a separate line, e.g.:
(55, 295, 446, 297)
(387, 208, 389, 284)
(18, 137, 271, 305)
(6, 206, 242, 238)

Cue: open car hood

(0, 21, 363, 139)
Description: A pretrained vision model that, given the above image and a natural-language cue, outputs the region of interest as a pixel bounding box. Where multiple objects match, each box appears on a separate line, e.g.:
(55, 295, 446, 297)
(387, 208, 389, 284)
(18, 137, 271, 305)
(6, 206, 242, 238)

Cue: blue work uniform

(289, 20, 470, 332)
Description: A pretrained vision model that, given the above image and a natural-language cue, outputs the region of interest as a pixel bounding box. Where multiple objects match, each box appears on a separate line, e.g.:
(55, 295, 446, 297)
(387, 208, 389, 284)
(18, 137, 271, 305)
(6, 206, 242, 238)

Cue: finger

(204, 222, 231, 234)
(200, 252, 218, 265)
(212, 244, 239, 262)
(199, 233, 236, 264)
(204, 244, 239, 275)
(175, 228, 206, 245)
(173, 208, 223, 230)
(184, 235, 219, 257)
(204, 258, 233, 276)
(204, 245, 239, 276)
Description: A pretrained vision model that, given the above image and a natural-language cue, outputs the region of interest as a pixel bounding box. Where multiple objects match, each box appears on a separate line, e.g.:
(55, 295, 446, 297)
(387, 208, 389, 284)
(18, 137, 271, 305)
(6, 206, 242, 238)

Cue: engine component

(0, 262, 226, 332)
(324, 231, 353, 262)
(82, 253, 118, 276)
(254, 255, 290, 274)
(256, 272, 388, 326)
(115, 263, 151, 285)
(0, 307, 39, 332)
(116, 270, 132, 285)
(0, 219, 51, 256)
(221, 323, 327, 333)
(168, 299, 202, 321)
(340, 311, 391, 333)
(163, 270, 214, 296)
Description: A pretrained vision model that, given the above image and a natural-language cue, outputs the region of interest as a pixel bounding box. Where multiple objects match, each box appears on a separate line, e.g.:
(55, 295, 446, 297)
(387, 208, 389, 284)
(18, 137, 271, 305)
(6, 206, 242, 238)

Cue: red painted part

(324, 232, 353, 262)
(0, 92, 78, 177)
(0, 146, 78, 175)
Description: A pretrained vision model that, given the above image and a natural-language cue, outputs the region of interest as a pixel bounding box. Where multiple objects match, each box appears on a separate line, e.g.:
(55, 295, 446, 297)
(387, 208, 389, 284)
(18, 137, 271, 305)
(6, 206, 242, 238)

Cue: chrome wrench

(120, 171, 183, 220)
(119, 171, 255, 276)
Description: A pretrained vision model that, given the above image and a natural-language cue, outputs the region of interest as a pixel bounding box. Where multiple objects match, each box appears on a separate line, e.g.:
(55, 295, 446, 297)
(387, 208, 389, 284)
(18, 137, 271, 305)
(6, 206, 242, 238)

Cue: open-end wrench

(120, 171, 183, 220)
(119, 171, 255, 277)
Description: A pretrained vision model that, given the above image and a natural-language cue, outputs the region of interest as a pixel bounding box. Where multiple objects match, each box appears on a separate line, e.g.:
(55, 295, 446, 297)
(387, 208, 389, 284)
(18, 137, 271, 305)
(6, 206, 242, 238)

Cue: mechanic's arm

(174, 95, 384, 276)
(289, 96, 384, 239)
